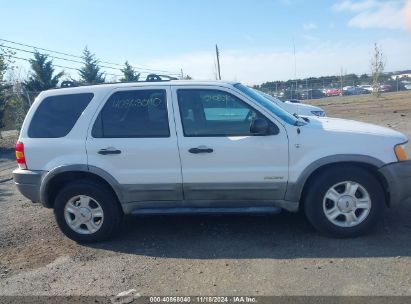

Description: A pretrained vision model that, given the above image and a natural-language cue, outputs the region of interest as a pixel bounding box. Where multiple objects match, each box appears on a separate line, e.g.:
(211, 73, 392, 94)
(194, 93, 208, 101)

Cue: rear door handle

(189, 147, 214, 154)
(98, 148, 122, 155)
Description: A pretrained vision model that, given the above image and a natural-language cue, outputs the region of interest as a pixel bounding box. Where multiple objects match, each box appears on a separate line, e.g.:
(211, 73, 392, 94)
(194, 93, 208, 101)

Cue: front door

(172, 86, 289, 201)
(86, 86, 183, 203)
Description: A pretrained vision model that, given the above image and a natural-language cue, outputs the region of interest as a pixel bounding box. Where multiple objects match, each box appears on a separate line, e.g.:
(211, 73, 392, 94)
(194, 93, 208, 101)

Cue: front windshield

(234, 83, 301, 125)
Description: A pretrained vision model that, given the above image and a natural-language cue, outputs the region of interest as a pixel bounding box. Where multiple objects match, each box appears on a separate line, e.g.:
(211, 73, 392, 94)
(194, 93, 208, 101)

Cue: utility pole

(216, 44, 221, 80)
(293, 39, 298, 100)
(15, 82, 32, 106)
(293, 40, 297, 80)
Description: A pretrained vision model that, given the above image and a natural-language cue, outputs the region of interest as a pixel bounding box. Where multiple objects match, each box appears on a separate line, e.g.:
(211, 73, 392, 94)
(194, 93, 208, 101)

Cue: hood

(308, 117, 407, 141)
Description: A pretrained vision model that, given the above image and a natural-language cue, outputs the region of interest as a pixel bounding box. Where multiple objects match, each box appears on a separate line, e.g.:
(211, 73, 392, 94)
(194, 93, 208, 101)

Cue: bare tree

(370, 43, 385, 97)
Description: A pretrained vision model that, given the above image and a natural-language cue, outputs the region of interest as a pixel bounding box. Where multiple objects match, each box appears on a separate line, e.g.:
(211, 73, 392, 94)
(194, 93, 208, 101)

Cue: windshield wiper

(293, 113, 308, 126)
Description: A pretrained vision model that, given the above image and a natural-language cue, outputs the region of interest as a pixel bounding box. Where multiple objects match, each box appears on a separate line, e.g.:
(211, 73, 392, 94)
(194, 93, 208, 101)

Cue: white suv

(13, 80, 411, 242)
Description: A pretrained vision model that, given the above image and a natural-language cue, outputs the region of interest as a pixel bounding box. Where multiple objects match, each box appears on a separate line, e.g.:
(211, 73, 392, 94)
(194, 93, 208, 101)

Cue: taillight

(15, 141, 27, 169)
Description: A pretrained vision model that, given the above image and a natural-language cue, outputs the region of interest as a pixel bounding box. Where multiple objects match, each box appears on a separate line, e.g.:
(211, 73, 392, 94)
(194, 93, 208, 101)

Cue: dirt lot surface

(0, 92, 411, 297)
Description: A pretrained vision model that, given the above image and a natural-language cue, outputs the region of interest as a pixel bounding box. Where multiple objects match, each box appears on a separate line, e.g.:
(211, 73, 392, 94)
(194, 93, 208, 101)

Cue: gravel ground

(0, 93, 410, 297)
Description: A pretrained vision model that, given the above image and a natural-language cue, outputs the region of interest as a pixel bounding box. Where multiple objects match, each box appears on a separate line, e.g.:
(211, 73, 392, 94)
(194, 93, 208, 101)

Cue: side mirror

(250, 118, 269, 135)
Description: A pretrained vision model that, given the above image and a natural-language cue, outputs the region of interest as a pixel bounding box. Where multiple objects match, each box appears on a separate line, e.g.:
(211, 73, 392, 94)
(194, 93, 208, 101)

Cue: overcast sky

(1, 0, 411, 84)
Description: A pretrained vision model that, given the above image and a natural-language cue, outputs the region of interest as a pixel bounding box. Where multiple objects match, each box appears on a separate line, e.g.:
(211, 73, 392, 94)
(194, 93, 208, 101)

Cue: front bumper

(379, 160, 411, 206)
(13, 169, 45, 204)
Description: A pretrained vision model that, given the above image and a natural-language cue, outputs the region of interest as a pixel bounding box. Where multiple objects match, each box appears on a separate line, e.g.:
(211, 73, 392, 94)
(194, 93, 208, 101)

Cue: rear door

(86, 86, 183, 203)
(171, 85, 289, 201)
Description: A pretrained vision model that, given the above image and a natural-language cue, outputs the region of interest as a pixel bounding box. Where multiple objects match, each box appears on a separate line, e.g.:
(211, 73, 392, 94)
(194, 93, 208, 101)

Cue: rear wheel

(304, 166, 385, 237)
(54, 180, 122, 243)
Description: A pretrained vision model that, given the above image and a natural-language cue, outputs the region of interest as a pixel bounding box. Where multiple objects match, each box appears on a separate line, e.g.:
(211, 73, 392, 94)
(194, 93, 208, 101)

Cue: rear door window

(92, 89, 170, 138)
(28, 93, 94, 138)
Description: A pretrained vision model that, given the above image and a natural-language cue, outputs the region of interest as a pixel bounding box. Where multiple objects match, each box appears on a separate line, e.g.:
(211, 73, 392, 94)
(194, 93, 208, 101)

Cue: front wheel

(54, 180, 122, 243)
(304, 166, 385, 238)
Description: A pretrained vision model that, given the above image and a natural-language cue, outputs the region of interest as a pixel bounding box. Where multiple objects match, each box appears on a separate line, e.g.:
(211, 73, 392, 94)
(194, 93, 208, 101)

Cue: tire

(304, 165, 385, 238)
(54, 180, 123, 243)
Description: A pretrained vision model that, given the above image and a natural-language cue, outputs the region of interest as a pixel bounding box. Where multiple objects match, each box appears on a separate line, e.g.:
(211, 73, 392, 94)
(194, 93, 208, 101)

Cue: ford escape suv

(13, 80, 411, 242)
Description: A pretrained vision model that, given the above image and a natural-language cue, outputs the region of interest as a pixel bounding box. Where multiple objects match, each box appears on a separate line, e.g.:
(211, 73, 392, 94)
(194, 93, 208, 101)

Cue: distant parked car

(278, 89, 299, 100)
(343, 86, 369, 95)
(324, 88, 342, 97)
(404, 84, 411, 90)
(299, 89, 325, 99)
(359, 85, 374, 93)
(259, 91, 326, 117)
(379, 84, 392, 93)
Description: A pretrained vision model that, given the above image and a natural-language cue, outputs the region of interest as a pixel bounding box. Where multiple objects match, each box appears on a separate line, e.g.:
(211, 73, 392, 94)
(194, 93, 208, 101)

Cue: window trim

(176, 88, 279, 137)
(91, 88, 171, 139)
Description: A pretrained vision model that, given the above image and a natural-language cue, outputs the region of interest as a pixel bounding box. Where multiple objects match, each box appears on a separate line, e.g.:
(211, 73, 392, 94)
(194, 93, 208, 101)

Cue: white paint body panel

(17, 81, 409, 201)
(287, 116, 407, 183)
(171, 85, 289, 187)
(18, 88, 111, 171)
(85, 86, 182, 185)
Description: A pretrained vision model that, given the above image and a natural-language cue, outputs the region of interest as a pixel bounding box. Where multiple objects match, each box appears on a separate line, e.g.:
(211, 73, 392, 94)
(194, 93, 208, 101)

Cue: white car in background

(359, 85, 374, 93)
(258, 91, 326, 117)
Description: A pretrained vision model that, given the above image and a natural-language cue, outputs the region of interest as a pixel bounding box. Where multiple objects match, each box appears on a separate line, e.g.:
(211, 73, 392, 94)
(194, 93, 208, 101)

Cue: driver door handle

(98, 147, 122, 155)
(189, 147, 214, 154)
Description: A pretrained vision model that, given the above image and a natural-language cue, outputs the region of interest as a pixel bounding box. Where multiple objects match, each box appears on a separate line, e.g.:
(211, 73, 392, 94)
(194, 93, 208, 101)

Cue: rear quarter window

(28, 93, 94, 138)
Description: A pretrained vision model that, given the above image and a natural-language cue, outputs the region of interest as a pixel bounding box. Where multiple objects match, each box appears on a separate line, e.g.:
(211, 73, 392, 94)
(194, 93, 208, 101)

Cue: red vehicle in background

(324, 88, 342, 97)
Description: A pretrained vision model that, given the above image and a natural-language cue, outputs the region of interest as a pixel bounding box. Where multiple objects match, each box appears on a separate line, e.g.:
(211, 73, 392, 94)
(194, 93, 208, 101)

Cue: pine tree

(24, 51, 64, 92)
(120, 61, 140, 82)
(79, 47, 105, 84)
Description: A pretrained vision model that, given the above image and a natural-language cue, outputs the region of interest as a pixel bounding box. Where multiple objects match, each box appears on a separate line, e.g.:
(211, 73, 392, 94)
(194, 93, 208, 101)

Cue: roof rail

(61, 80, 78, 88)
(58, 74, 179, 88)
(145, 74, 179, 81)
